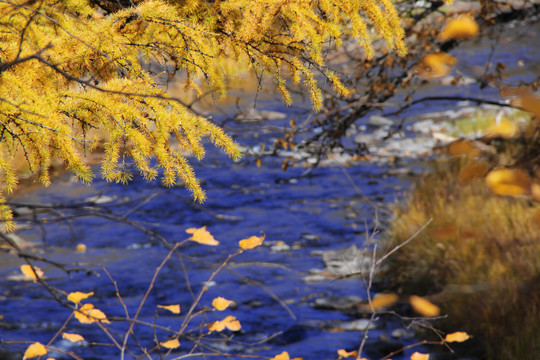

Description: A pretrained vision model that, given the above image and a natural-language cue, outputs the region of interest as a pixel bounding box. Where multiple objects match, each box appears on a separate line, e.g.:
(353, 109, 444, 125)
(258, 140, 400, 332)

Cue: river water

(0, 17, 538, 360)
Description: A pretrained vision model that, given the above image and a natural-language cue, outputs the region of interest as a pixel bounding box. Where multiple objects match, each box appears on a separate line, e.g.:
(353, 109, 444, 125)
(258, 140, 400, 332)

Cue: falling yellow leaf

(485, 119, 518, 139)
(186, 226, 219, 246)
(74, 303, 110, 324)
(486, 168, 532, 196)
(67, 291, 94, 305)
(238, 233, 265, 250)
(157, 304, 181, 314)
(457, 160, 490, 185)
(62, 332, 85, 343)
(160, 338, 181, 349)
(370, 293, 399, 310)
(23, 342, 47, 359)
(410, 352, 430, 360)
(410, 296, 440, 317)
(445, 331, 470, 343)
(75, 243, 87, 253)
(271, 352, 290, 360)
(208, 315, 241, 332)
(212, 297, 233, 311)
(20, 264, 44, 281)
(417, 52, 456, 79)
(337, 349, 358, 358)
(438, 14, 479, 42)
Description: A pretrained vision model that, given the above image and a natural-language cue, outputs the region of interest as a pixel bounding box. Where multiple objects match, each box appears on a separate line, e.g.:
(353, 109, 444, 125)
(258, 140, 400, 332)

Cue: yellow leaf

(409, 296, 440, 317)
(438, 14, 479, 42)
(157, 304, 181, 314)
(410, 352, 429, 360)
(446, 139, 483, 157)
(212, 297, 233, 311)
(67, 291, 94, 305)
(486, 168, 532, 196)
(370, 293, 398, 310)
(20, 264, 44, 281)
(62, 332, 85, 343)
(208, 315, 241, 332)
(485, 119, 518, 139)
(160, 338, 180, 349)
(337, 349, 358, 358)
(445, 331, 470, 343)
(74, 303, 110, 324)
(239, 233, 265, 250)
(417, 53, 456, 79)
(271, 352, 290, 360)
(186, 226, 219, 246)
(75, 243, 87, 253)
(23, 342, 47, 359)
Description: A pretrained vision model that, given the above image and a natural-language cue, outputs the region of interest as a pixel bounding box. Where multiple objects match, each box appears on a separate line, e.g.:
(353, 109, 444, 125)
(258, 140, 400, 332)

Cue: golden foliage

(409, 295, 440, 317)
(160, 338, 181, 349)
(438, 14, 479, 42)
(444, 331, 470, 343)
(62, 332, 85, 343)
(20, 264, 43, 281)
(74, 303, 110, 324)
(212, 297, 233, 311)
(238, 233, 265, 250)
(417, 53, 456, 79)
(207, 315, 241, 332)
(157, 304, 181, 314)
(67, 291, 94, 305)
(23, 342, 47, 359)
(410, 352, 429, 360)
(370, 293, 399, 310)
(186, 226, 219, 245)
(485, 168, 532, 196)
(337, 349, 358, 358)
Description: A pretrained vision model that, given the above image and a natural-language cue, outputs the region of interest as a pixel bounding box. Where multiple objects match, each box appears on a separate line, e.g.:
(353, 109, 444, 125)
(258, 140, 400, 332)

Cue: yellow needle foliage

(0, 0, 446, 230)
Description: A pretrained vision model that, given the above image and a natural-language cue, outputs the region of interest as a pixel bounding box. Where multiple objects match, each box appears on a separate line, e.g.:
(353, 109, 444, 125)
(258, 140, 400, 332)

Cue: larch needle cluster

(0, 0, 449, 230)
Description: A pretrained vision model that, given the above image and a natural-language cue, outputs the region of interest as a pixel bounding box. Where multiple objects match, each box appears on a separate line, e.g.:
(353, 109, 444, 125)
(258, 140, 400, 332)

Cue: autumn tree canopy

(0, 0, 431, 230)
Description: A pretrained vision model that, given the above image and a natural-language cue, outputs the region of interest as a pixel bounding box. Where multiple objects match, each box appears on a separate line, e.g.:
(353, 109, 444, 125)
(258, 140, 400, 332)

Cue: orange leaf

(370, 293, 398, 310)
(417, 53, 456, 79)
(445, 331, 470, 343)
(457, 160, 489, 185)
(160, 338, 180, 349)
(239, 233, 265, 250)
(62, 332, 85, 343)
(410, 296, 440, 317)
(67, 291, 94, 305)
(212, 297, 233, 311)
(208, 315, 241, 332)
(23, 342, 47, 359)
(486, 168, 531, 196)
(438, 14, 479, 42)
(75, 243, 87, 253)
(20, 264, 43, 281)
(446, 139, 483, 157)
(485, 119, 518, 139)
(410, 352, 429, 360)
(74, 303, 110, 324)
(186, 226, 219, 246)
(157, 304, 181, 314)
(271, 352, 290, 360)
(337, 349, 358, 358)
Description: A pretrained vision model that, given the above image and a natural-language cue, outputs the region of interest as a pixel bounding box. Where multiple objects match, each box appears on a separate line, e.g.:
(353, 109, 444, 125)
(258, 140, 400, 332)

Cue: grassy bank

(382, 156, 540, 359)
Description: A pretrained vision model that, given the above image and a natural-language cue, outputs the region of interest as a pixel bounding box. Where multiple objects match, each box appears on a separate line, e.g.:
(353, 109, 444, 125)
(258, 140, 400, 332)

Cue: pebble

(368, 115, 394, 127)
(234, 108, 287, 123)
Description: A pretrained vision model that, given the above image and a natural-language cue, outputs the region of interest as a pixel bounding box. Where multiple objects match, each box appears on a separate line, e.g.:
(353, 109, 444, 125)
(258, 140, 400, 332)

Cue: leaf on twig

(74, 303, 110, 324)
(438, 14, 479, 42)
(20, 264, 43, 281)
(67, 291, 94, 305)
(410, 295, 440, 317)
(208, 315, 241, 332)
(239, 233, 265, 250)
(212, 297, 233, 311)
(370, 293, 398, 310)
(337, 349, 358, 358)
(62, 333, 85, 343)
(160, 338, 180, 349)
(157, 304, 180, 314)
(186, 226, 219, 246)
(410, 352, 430, 360)
(445, 331, 470, 343)
(23, 342, 47, 359)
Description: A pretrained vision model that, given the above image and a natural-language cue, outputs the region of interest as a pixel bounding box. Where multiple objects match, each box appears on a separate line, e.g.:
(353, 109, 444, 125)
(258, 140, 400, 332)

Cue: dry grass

(382, 156, 540, 359)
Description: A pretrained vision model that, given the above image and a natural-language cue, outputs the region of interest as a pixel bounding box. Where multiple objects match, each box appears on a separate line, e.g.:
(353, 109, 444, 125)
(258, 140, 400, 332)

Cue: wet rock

(368, 115, 394, 127)
(234, 108, 287, 123)
(270, 241, 291, 252)
(301, 233, 321, 241)
(313, 295, 363, 311)
(339, 319, 377, 331)
(84, 194, 116, 204)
